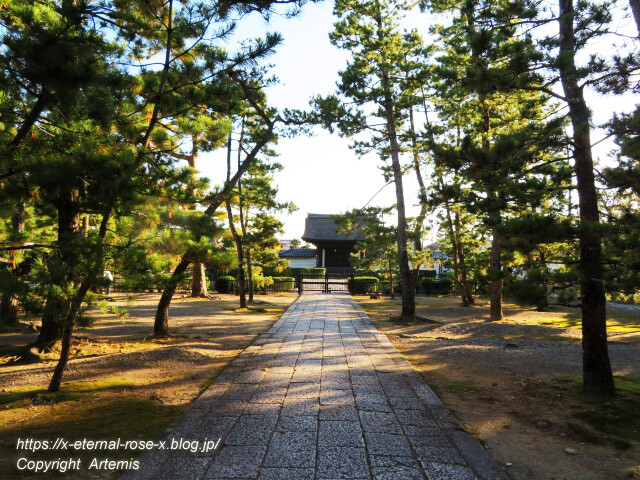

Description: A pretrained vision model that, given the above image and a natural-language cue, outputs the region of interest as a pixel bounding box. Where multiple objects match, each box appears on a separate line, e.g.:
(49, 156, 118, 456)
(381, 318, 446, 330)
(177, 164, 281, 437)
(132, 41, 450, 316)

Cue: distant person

(103, 270, 114, 295)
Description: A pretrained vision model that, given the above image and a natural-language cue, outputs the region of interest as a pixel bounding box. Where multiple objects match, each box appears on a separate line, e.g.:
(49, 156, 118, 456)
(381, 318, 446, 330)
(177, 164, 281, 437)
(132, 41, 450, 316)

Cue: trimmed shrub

(421, 269, 437, 279)
(420, 278, 452, 295)
(349, 276, 379, 294)
(299, 267, 325, 276)
(215, 275, 236, 294)
(272, 276, 296, 292)
(354, 269, 379, 278)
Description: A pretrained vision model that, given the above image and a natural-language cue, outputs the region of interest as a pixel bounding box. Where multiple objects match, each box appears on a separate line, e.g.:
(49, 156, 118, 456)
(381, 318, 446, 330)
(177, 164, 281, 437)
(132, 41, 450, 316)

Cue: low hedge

(420, 278, 452, 295)
(349, 276, 379, 294)
(299, 267, 325, 276)
(215, 275, 236, 294)
(271, 276, 296, 291)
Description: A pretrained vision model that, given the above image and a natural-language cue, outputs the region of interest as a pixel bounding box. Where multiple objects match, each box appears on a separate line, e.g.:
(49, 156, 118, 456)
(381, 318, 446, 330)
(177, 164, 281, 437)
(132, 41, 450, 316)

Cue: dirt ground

(0, 292, 297, 479)
(356, 295, 640, 480)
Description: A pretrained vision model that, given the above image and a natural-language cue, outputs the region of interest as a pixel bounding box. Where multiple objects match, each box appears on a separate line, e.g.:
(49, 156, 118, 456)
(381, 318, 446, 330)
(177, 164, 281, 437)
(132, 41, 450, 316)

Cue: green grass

(0, 377, 134, 406)
(0, 378, 183, 479)
(441, 379, 486, 398)
(543, 376, 640, 449)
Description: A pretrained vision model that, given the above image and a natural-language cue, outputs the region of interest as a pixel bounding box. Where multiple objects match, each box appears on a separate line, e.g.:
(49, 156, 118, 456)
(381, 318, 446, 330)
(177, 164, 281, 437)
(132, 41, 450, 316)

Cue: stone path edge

(118, 300, 294, 480)
(347, 300, 509, 480)
(119, 295, 510, 480)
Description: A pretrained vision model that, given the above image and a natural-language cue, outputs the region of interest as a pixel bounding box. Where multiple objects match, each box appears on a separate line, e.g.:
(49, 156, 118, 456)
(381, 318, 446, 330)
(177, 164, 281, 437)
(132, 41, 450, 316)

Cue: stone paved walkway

(123, 294, 508, 480)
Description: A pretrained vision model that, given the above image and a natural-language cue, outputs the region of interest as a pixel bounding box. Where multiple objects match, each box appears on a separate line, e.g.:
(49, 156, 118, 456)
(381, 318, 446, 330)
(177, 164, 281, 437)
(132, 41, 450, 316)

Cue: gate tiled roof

(278, 248, 317, 259)
(302, 213, 365, 242)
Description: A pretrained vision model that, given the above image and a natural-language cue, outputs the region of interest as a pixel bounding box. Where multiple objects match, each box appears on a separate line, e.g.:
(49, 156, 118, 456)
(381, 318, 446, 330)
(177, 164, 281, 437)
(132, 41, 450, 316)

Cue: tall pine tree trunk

(226, 201, 247, 309)
(558, 0, 614, 395)
(246, 248, 254, 304)
(236, 121, 253, 305)
(380, 66, 415, 319)
(444, 203, 467, 306)
(409, 106, 427, 287)
(481, 86, 502, 320)
(388, 254, 395, 299)
(465, 0, 502, 319)
(186, 137, 209, 299)
(454, 212, 475, 306)
(488, 208, 503, 321)
(225, 127, 247, 308)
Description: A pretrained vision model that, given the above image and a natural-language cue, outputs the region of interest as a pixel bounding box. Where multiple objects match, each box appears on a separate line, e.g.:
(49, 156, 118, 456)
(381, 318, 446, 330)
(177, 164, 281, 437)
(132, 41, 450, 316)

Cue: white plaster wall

(288, 258, 317, 269)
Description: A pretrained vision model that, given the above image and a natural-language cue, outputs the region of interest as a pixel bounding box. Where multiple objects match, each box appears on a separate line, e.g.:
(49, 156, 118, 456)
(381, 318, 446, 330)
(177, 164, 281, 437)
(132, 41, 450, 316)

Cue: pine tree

(427, 0, 566, 320)
(315, 0, 428, 320)
(548, 0, 640, 394)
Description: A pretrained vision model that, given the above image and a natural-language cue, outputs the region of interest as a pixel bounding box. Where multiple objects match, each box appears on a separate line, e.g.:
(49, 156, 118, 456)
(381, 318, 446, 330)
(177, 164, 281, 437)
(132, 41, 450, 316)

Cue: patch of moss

(0, 377, 134, 406)
(566, 421, 606, 444)
(543, 375, 640, 448)
(443, 380, 485, 396)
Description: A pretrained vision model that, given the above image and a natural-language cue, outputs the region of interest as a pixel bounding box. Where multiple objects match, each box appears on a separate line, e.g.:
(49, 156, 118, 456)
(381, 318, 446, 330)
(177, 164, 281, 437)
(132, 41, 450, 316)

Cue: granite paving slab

(120, 293, 508, 480)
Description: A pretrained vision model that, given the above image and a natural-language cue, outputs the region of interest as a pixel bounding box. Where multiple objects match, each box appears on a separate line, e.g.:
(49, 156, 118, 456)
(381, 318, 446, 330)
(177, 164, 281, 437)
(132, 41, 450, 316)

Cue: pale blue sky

(197, 1, 637, 240)
(198, 1, 422, 240)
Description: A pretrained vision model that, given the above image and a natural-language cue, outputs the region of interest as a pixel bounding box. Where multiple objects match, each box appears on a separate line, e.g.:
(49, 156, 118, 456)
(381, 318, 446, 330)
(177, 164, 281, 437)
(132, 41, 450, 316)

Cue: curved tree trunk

(49, 207, 113, 392)
(151, 77, 274, 333)
(154, 255, 191, 336)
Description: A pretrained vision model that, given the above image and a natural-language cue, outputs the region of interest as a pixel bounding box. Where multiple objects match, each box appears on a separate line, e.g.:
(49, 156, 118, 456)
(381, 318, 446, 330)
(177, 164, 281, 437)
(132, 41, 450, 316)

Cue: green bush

(299, 268, 325, 276)
(557, 287, 578, 305)
(377, 279, 401, 294)
(354, 269, 379, 278)
(272, 276, 296, 291)
(349, 276, 379, 294)
(422, 269, 437, 279)
(420, 278, 452, 295)
(505, 278, 547, 307)
(252, 273, 273, 290)
(215, 275, 236, 294)
(608, 291, 640, 305)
